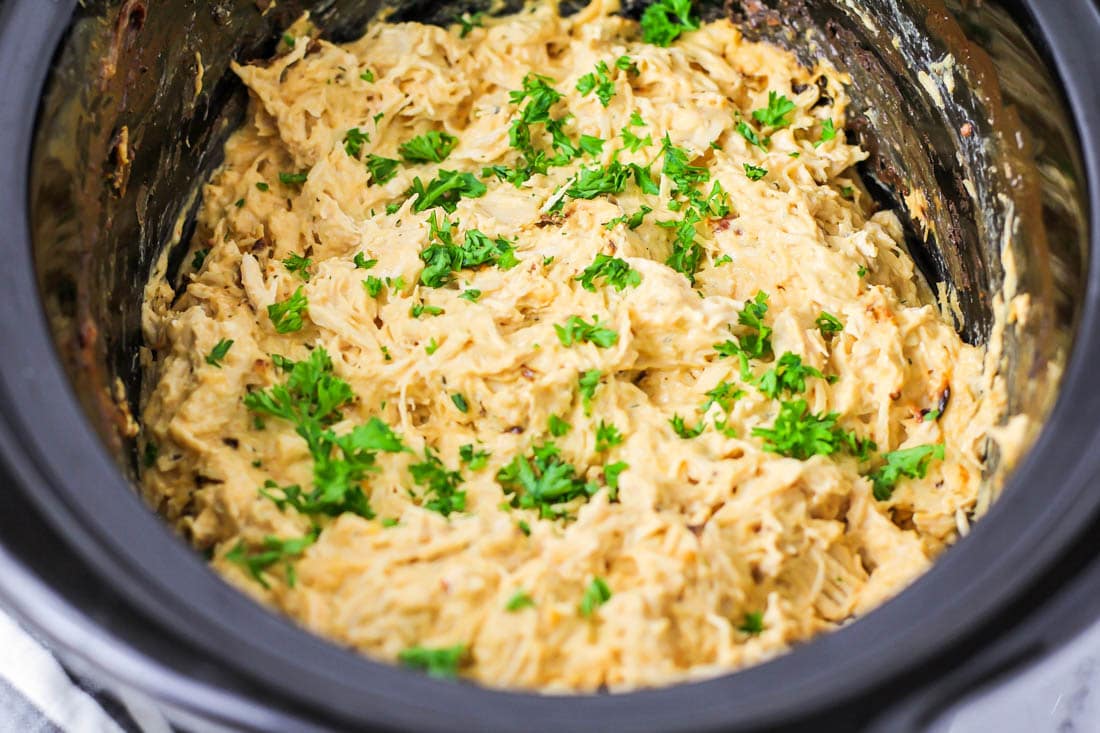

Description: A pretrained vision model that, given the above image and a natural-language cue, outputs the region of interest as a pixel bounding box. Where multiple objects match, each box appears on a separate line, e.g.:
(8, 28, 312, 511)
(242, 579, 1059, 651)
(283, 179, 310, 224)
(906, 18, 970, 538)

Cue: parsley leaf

(205, 339, 234, 367)
(661, 135, 709, 195)
(555, 315, 619, 348)
(191, 248, 210, 270)
(267, 287, 308, 333)
(563, 161, 630, 202)
(410, 449, 466, 516)
(665, 208, 704, 282)
(225, 531, 317, 590)
(869, 444, 945, 500)
(419, 214, 518, 287)
(603, 461, 628, 497)
(283, 253, 312, 281)
(640, 0, 699, 47)
(736, 120, 768, 150)
(343, 127, 369, 157)
(399, 130, 458, 163)
(353, 252, 378, 270)
(752, 399, 851, 460)
(756, 352, 826, 399)
(363, 276, 384, 298)
(548, 414, 572, 437)
(279, 171, 308, 186)
(605, 205, 652, 231)
(457, 11, 484, 37)
(817, 119, 838, 147)
(398, 645, 466, 678)
(459, 444, 491, 470)
(410, 302, 444, 318)
(576, 61, 615, 107)
(579, 577, 612, 617)
(595, 421, 624, 452)
(506, 590, 536, 612)
(407, 169, 486, 213)
(497, 441, 598, 518)
(701, 381, 743, 413)
(744, 163, 768, 181)
(576, 254, 641, 292)
(366, 154, 400, 184)
(451, 393, 469, 413)
(579, 134, 606, 156)
(752, 91, 796, 129)
(670, 414, 705, 439)
(579, 369, 601, 415)
(816, 311, 844, 336)
(739, 611, 765, 635)
(459, 288, 482, 302)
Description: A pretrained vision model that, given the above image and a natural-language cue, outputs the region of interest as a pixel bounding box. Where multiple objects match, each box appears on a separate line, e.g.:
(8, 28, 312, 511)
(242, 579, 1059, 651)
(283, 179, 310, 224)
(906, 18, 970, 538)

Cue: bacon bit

(714, 216, 736, 232)
(960, 122, 973, 138)
(889, 390, 901, 401)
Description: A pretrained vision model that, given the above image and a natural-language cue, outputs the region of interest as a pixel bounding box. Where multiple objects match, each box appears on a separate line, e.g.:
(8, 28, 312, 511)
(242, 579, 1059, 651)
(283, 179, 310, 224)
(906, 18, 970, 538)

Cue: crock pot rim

(1, 1, 1098, 731)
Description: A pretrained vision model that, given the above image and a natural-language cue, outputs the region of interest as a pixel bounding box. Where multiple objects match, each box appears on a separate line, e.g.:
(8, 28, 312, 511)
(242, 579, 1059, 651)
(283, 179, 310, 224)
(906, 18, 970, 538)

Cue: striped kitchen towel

(0, 610, 171, 733)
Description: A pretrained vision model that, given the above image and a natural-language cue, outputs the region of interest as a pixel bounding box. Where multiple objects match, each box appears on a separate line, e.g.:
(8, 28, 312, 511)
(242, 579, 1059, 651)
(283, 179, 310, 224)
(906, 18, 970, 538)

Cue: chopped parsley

(366, 154, 400, 184)
(142, 441, 159, 468)
(816, 312, 844, 336)
(410, 449, 466, 515)
(857, 265, 868, 278)
(282, 253, 312, 281)
(457, 11, 484, 38)
(579, 134, 606, 156)
(459, 444, 491, 470)
(225, 531, 317, 590)
(267, 287, 308, 333)
(363, 276, 384, 298)
(191, 248, 210, 270)
(752, 91, 796, 129)
(604, 205, 652, 231)
(505, 590, 536, 612)
(869, 444, 945, 500)
(398, 645, 466, 679)
(399, 130, 458, 164)
(595, 420, 624, 452)
(723, 291, 773, 360)
(817, 119, 838, 146)
(343, 127, 369, 158)
(410, 302, 444, 318)
(459, 288, 482, 302)
(615, 55, 639, 74)
(359, 68, 375, 82)
(640, 0, 699, 47)
(751, 399, 871, 461)
(425, 338, 440, 355)
(205, 338, 234, 367)
(736, 120, 767, 151)
(661, 135, 709, 195)
(576, 254, 641, 292)
(579, 577, 612, 617)
(670, 414, 705, 439)
(576, 60, 615, 107)
(755, 353, 826, 399)
(622, 124, 653, 153)
(604, 461, 628, 496)
(255, 181, 270, 192)
(419, 214, 518, 287)
(714, 254, 732, 266)
(505, 73, 579, 185)
(278, 171, 308, 186)
(353, 252, 378, 270)
(282, 33, 295, 48)
(744, 163, 768, 181)
(579, 369, 601, 415)
(548, 414, 572, 437)
(451, 393, 469, 413)
(407, 169, 486, 213)
(245, 348, 408, 519)
(562, 161, 631, 202)
(702, 381, 743, 413)
(555, 315, 619, 349)
(739, 611, 765, 635)
(497, 441, 598, 518)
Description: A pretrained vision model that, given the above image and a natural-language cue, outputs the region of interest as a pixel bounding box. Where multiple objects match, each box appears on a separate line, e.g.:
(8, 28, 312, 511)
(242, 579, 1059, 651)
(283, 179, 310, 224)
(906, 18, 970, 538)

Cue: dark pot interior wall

(29, 0, 1085, 523)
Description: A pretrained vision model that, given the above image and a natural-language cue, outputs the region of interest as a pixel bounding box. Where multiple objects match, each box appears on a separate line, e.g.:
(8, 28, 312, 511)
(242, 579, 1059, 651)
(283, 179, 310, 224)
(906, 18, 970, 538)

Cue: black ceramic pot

(0, 1, 1098, 731)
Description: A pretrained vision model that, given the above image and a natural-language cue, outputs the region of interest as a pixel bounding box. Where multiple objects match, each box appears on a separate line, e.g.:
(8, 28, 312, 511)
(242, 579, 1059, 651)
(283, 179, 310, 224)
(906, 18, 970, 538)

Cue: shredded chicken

(140, 1, 1016, 692)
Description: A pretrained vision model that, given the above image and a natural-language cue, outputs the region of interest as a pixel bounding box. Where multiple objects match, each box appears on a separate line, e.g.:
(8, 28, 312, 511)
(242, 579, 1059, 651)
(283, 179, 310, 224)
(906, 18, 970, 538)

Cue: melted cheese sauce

(140, 1, 1011, 691)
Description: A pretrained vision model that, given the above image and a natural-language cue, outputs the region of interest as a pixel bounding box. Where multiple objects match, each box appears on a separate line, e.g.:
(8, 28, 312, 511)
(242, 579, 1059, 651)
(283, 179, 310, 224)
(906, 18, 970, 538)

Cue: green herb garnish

(268, 287, 308, 333)
(399, 130, 458, 164)
(398, 645, 466, 678)
(225, 531, 317, 590)
(640, 0, 699, 47)
(283, 253, 312, 281)
(579, 577, 612, 617)
(555, 315, 619, 349)
(410, 449, 466, 515)
(868, 444, 945, 500)
(576, 254, 641, 292)
(205, 339, 234, 367)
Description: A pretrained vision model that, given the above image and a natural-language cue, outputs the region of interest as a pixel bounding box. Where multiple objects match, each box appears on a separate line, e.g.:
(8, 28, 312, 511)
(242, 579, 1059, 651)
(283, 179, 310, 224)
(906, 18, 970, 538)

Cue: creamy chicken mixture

(140, 0, 1014, 691)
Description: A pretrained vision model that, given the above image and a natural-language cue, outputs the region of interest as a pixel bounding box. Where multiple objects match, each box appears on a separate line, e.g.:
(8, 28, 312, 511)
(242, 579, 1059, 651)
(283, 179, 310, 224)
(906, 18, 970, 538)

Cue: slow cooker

(0, 0, 1098, 730)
